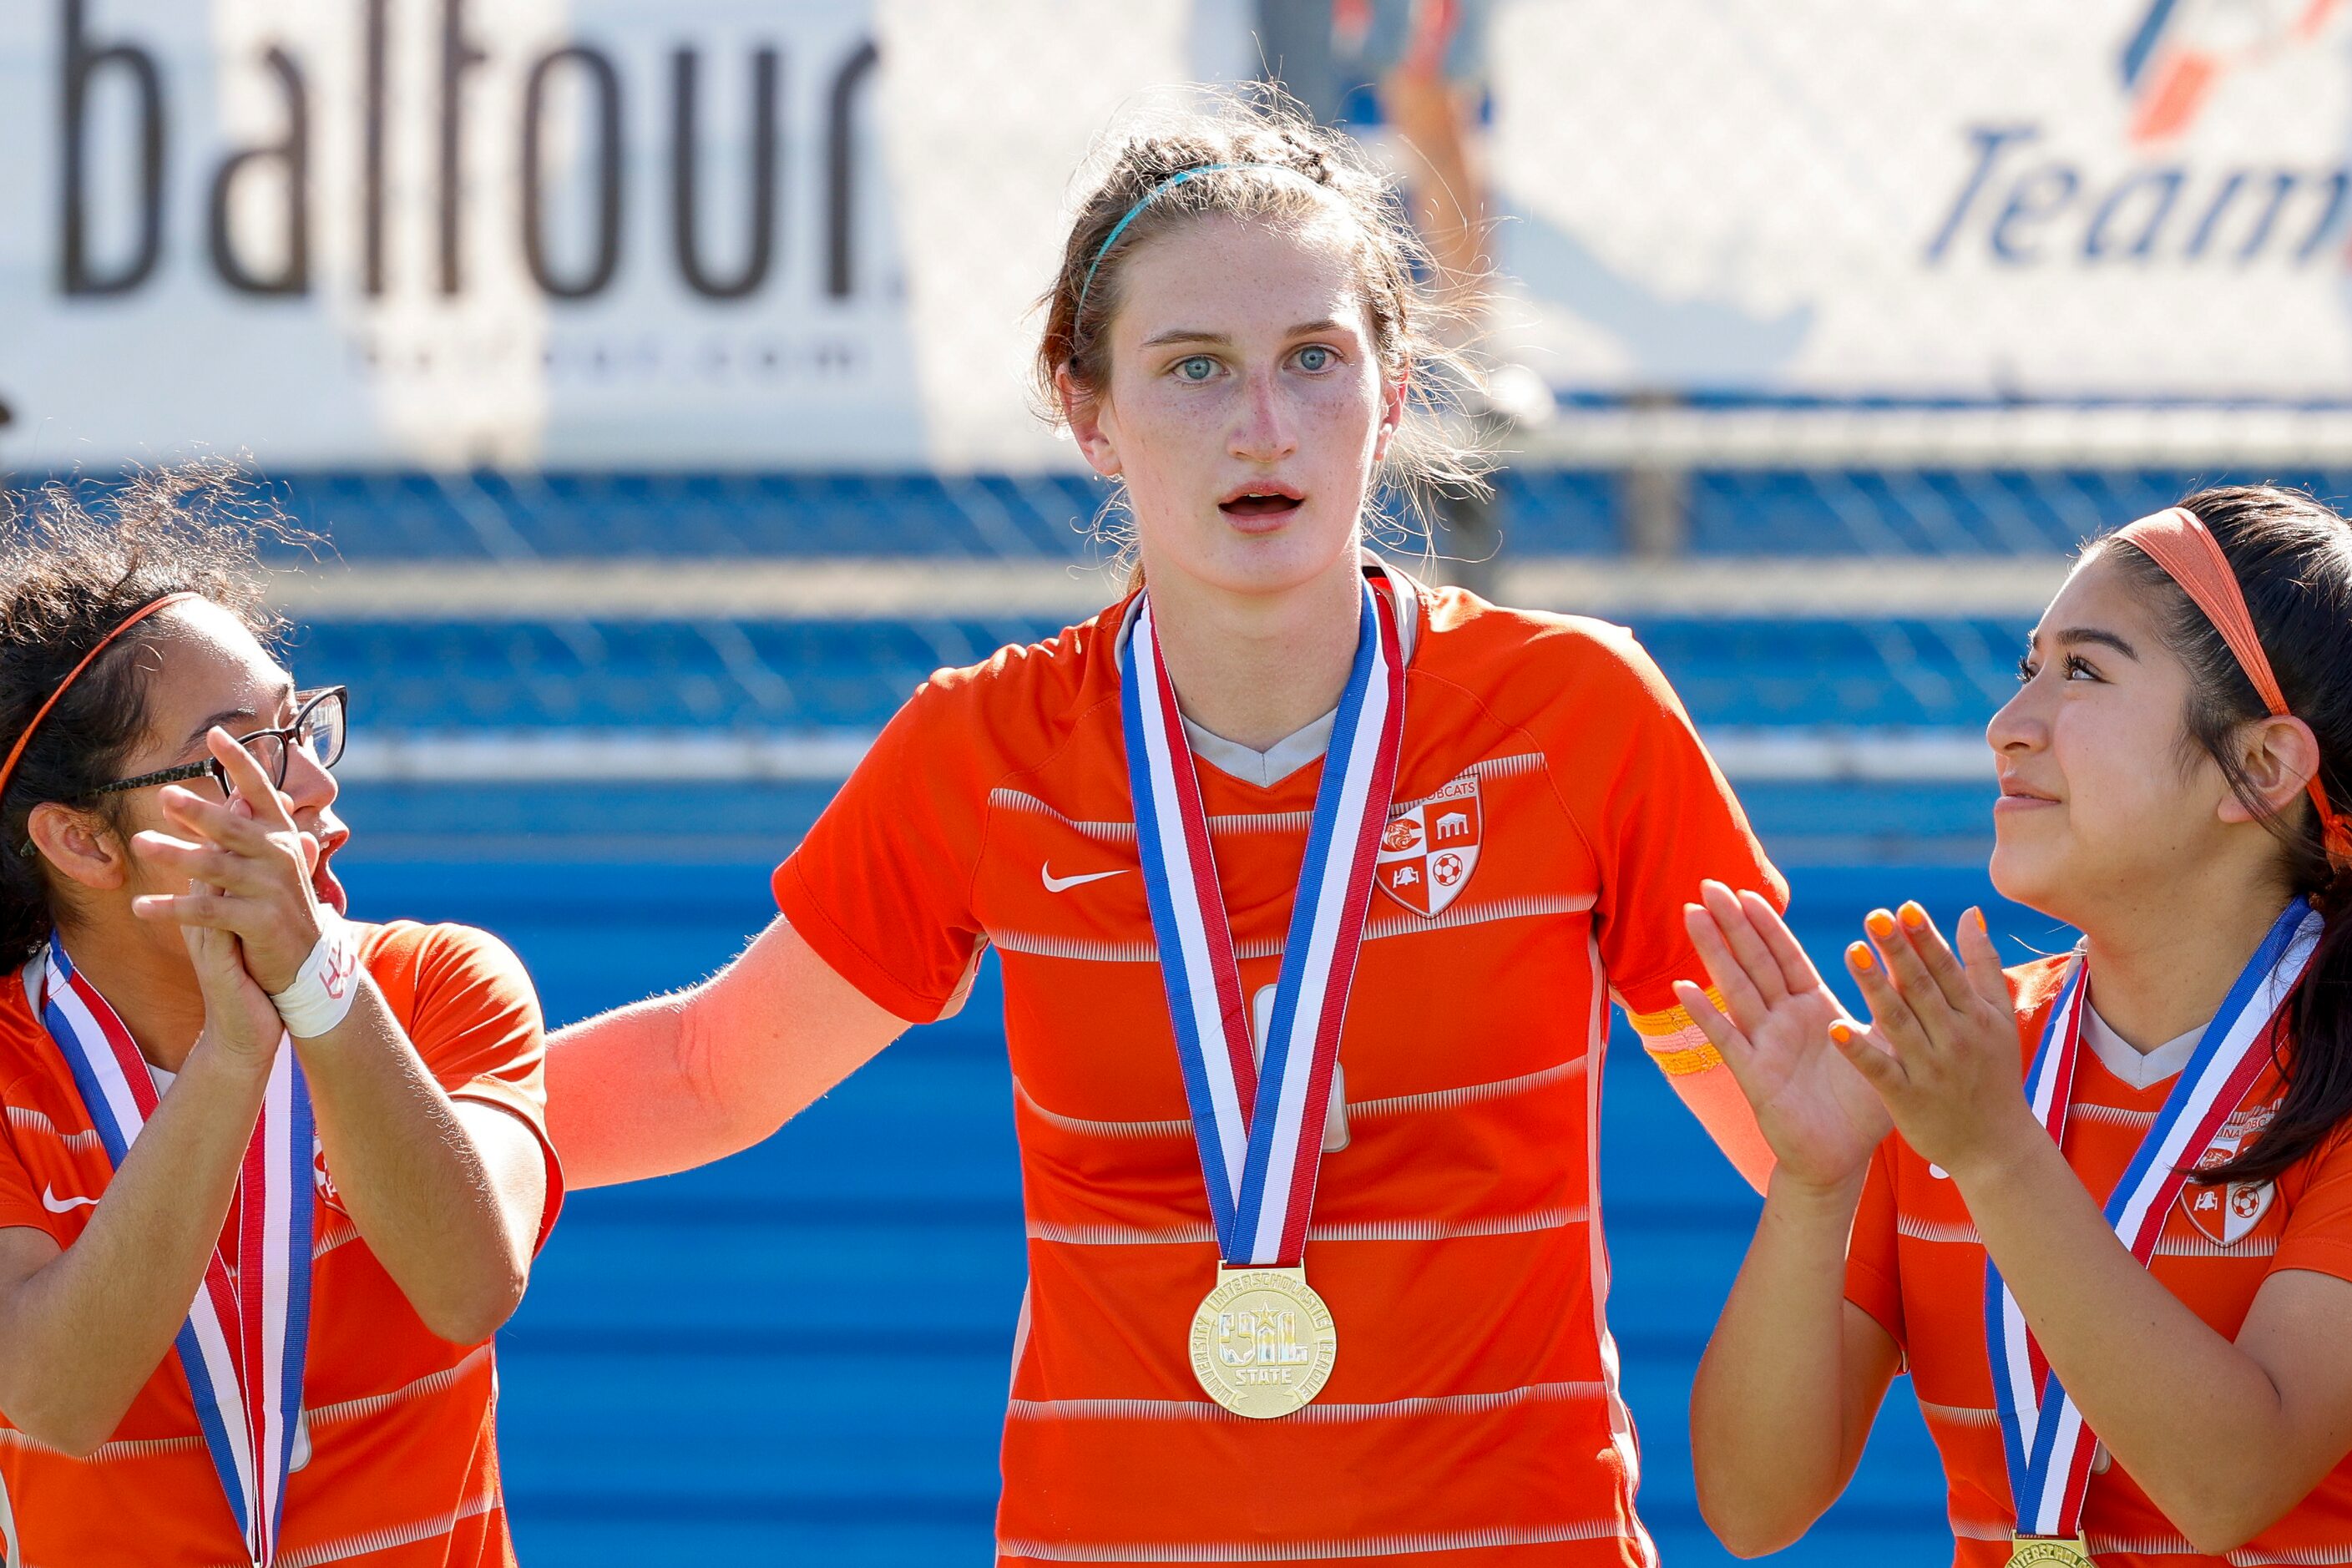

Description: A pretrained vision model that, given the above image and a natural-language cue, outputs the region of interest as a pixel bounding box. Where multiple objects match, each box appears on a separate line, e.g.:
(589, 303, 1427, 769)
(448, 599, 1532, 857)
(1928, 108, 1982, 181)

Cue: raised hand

(1676, 880, 1891, 1194)
(129, 726, 327, 998)
(176, 913, 286, 1065)
(1831, 903, 2036, 1181)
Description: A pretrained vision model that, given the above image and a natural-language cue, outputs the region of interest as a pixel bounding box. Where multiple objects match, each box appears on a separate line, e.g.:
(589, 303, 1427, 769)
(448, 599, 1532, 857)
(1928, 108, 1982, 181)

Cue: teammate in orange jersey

(1682, 486, 2352, 1565)
(0, 470, 559, 1565)
(548, 94, 1781, 1565)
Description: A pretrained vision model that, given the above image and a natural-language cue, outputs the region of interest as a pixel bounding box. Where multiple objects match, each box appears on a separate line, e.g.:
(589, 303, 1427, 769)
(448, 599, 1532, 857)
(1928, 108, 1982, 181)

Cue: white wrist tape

(270, 919, 362, 1039)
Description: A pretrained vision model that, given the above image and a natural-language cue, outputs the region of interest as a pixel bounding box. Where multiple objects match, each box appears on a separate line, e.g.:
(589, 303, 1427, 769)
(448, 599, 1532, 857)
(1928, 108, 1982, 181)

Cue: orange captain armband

(1628, 994, 1727, 1077)
(1630, 988, 1773, 1191)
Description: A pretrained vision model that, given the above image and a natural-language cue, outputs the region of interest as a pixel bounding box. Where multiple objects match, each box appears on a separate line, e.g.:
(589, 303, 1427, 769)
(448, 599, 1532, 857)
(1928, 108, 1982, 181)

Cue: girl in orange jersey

(0, 468, 559, 1565)
(1683, 486, 2352, 1565)
(548, 94, 1784, 1565)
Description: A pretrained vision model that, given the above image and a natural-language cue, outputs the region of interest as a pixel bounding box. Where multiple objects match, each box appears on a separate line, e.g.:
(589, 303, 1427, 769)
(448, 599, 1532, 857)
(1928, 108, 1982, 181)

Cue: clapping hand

(1676, 882, 1890, 1196)
(129, 728, 327, 1061)
(1829, 903, 2035, 1181)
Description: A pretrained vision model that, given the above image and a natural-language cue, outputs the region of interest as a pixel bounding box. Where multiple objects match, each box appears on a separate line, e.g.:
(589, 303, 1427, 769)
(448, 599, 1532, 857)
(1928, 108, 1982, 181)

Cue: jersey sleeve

(1549, 625, 1787, 1184)
(1844, 1139, 1907, 1348)
(772, 679, 989, 1025)
(2270, 1126, 2352, 1285)
(371, 923, 564, 1253)
(1571, 628, 1785, 1037)
(0, 1085, 60, 1243)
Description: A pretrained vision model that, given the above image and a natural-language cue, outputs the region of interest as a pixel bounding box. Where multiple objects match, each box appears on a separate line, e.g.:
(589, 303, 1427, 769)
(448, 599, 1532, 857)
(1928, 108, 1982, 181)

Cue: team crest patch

(1377, 776, 1481, 918)
(2181, 1104, 2276, 1247)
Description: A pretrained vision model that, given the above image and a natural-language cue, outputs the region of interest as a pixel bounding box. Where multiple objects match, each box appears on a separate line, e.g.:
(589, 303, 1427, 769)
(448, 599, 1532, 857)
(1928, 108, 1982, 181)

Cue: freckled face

(1082, 215, 1400, 598)
(1985, 554, 2233, 923)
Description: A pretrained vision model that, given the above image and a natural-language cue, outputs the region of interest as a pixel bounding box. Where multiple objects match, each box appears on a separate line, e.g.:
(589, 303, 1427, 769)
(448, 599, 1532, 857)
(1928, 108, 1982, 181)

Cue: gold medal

(2008, 1536, 2094, 1566)
(1189, 1265, 1337, 1418)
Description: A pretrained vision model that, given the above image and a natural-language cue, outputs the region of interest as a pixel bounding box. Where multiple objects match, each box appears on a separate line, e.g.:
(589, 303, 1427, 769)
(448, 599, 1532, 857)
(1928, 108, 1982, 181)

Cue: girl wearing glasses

(1683, 488, 2352, 1565)
(547, 94, 1782, 1563)
(0, 469, 559, 1567)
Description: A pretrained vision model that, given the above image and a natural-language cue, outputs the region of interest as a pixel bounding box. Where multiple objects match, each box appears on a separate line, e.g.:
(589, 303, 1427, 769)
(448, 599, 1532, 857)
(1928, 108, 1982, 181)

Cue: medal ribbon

(1987, 899, 2319, 1540)
(37, 936, 314, 1565)
(1122, 573, 1405, 1266)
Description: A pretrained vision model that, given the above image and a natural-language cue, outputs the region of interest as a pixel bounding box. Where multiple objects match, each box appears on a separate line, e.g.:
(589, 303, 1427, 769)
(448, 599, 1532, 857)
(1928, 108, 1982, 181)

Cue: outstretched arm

(1641, 1039, 1775, 1194)
(545, 912, 910, 1188)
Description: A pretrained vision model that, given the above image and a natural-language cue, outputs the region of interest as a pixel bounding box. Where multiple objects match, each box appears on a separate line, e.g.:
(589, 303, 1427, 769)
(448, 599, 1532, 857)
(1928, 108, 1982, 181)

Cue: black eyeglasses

(90, 686, 349, 800)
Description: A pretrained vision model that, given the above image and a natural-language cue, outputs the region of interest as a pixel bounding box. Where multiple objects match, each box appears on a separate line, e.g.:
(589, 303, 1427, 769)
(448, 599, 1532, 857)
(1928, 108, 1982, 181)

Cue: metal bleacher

(291, 614, 2014, 733)
(33, 460, 2319, 1562)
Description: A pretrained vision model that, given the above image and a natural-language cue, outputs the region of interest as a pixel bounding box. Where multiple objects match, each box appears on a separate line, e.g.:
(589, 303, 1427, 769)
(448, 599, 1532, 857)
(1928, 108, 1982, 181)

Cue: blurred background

(10, 0, 2352, 1560)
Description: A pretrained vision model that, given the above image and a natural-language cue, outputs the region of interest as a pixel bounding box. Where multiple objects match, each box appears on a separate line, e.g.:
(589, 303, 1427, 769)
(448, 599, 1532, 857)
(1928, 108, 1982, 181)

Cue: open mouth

(1217, 486, 1304, 524)
(311, 831, 351, 916)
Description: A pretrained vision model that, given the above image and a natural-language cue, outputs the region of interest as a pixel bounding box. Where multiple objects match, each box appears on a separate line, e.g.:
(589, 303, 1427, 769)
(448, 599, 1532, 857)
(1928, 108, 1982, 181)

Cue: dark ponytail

(2101, 485, 2352, 1184)
(0, 463, 290, 968)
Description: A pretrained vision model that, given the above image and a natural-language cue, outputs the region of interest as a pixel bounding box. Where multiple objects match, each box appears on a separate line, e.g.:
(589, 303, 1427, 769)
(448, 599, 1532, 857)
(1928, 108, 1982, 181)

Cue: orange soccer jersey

(776, 571, 1786, 1565)
(1847, 956, 2352, 1565)
(0, 920, 563, 1567)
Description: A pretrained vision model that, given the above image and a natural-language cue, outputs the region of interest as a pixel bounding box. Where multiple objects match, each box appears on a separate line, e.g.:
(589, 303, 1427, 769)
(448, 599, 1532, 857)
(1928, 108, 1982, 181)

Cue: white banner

(1489, 0, 2352, 402)
(0, 0, 1208, 469)
(3, 1, 2349, 472)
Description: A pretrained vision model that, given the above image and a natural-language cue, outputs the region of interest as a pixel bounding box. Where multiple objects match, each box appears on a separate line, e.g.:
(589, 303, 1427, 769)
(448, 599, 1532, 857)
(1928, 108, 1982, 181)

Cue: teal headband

(1073, 161, 1318, 322)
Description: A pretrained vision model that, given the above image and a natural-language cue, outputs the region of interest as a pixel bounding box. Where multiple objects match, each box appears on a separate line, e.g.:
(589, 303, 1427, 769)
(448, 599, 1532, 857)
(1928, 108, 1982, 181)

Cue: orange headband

(2112, 507, 2352, 867)
(0, 592, 200, 813)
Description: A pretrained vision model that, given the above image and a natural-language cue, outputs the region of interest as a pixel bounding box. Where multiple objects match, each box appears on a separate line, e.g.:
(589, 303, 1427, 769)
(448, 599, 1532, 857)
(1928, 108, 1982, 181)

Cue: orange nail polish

(1899, 901, 1927, 928)
(1864, 910, 1895, 938)
(1829, 1022, 1854, 1044)
(1848, 942, 1875, 971)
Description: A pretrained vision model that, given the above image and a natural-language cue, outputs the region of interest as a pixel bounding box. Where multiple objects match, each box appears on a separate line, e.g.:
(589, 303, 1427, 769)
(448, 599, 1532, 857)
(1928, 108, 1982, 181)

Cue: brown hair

(0, 463, 292, 966)
(1034, 89, 1490, 553)
(2095, 485, 2352, 1183)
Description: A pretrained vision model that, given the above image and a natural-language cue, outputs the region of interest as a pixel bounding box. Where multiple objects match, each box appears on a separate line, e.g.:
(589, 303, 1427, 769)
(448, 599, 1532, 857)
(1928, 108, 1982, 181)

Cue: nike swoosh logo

(41, 1186, 99, 1213)
(1042, 864, 1129, 893)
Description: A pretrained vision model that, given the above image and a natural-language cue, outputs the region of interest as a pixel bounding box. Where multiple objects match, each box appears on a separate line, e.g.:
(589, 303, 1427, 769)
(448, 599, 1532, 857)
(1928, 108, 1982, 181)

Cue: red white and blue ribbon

(1987, 898, 2319, 1539)
(1121, 572, 1404, 1266)
(38, 935, 313, 1565)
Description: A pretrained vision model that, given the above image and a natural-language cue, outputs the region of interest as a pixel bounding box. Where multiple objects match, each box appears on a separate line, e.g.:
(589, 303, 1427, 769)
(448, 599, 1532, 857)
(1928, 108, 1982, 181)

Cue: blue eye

(1176, 356, 1216, 382)
(1297, 346, 1333, 372)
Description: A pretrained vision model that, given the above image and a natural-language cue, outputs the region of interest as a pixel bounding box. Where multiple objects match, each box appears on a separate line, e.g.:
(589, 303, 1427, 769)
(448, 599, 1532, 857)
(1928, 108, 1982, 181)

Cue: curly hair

(0, 462, 293, 966)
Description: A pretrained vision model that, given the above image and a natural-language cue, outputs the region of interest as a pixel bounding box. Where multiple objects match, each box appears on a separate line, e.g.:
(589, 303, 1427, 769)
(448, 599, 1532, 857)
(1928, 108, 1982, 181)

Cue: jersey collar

(1110, 551, 1424, 787)
(2081, 1004, 2207, 1092)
